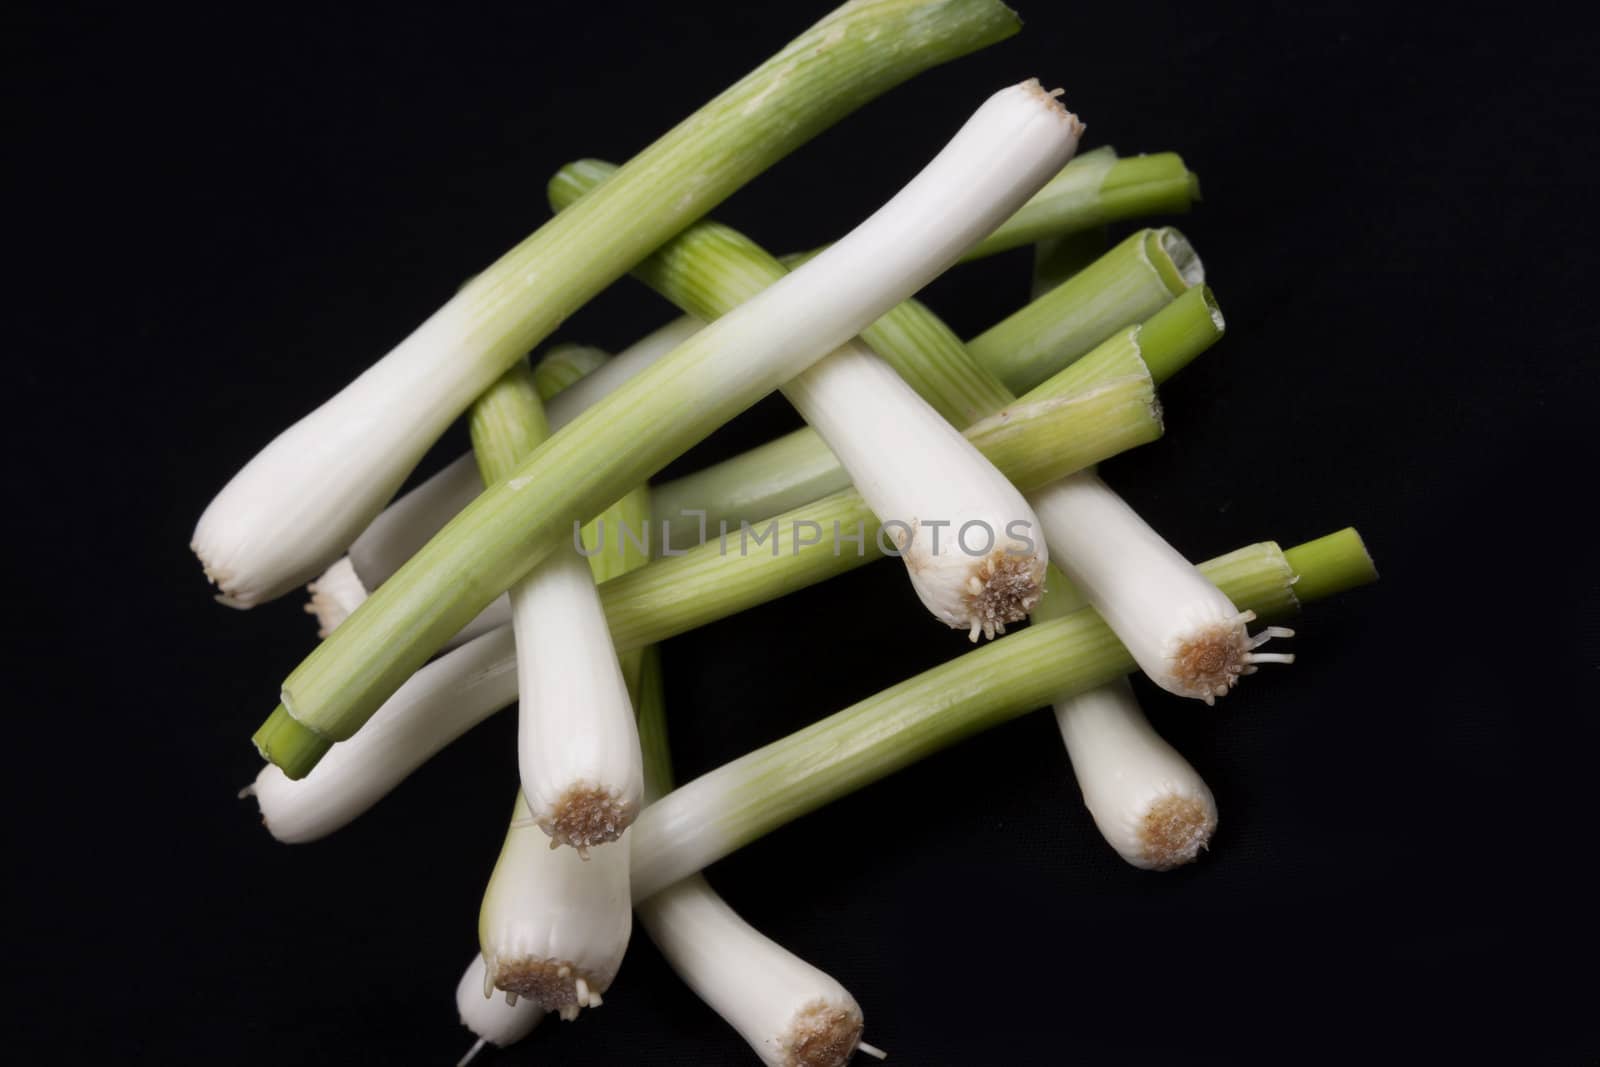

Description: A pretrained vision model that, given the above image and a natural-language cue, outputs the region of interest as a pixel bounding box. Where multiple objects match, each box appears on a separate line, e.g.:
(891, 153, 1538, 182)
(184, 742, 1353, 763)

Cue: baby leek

(468, 362, 642, 849)
(549, 161, 1107, 638)
(313, 216, 1191, 612)
(455, 954, 543, 1064)
(190, 0, 1021, 609)
(255, 79, 1089, 779)
(246, 355, 1163, 841)
(627, 531, 1375, 899)
(255, 533, 1376, 904)
(474, 486, 653, 1012)
(308, 320, 699, 639)
(477, 791, 632, 1018)
(1031, 573, 1217, 869)
(635, 649, 883, 1067)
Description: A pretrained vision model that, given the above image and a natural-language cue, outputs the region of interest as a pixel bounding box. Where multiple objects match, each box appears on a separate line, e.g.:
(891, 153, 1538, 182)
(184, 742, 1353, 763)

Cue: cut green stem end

(627, 529, 1377, 899)
(1283, 527, 1378, 606)
(1135, 286, 1225, 385)
(253, 705, 330, 780)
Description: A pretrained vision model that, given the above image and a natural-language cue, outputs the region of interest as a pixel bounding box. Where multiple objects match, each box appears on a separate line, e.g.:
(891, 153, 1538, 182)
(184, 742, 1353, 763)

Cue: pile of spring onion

(201, 2, 1379, 1062)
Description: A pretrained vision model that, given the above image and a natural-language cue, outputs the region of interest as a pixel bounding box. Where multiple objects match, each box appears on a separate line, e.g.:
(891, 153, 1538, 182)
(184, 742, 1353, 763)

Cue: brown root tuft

(489, 956, 604, 1018)
(1139, 794, 1216, 870)
(783, 999, 865, 1067)
(963, 550, 1046, 641)
(542, 785, 636, 851)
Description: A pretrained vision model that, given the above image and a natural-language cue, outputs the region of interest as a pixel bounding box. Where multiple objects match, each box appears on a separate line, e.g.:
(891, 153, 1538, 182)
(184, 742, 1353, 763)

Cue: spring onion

(316, 149, 1193, 617)
(318, 216, 1191, 597)
(1031, 225, 1109, 299)
(1031, 574, 1216, 869)
(616, 206, 1265, 705)
(468, 362, 643, 848)
(633, 648, 882, 1067)
(1030, 470, 1294, 703)
(242, 624, 519, 843)
(245, 351, 1162, 841)
(627, 531, 1376, 899)
(254, 532, 1375, 896)
(968, 226, 1202, 394)
(308, 319, 700, 639)
(1018, 246, 1217, 867)
(455, 953, 543, 1065)
(961, 149, 1199, 260)
(311, 146, 1194, 630)
(255, 79, 1088, 779)
(189, 0, 1021, 609)
(477, 791, 632, 1018)
(474, 483, 653, 1010)
(267, 533, 1372, 1041)
(646, 224, 1198, 539)
(1057, 675, 1216, 868)
(551, 165, 1090, 638)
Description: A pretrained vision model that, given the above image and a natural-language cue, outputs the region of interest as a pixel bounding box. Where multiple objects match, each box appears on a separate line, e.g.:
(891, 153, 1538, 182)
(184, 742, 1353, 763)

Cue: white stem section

(1028, 471, 1293, 702)
(244, 626, 517, 843)
(307, 79, 1078, 649)
(1053, 676, 1217, 869)
(312, 317, 702, 639)
(640, 875, 867, 1067)
(508, 552, 642, 849)
(192, 293, 494, 607)
(785, 340, 1048, 639)
(480, 796, 632, 1019)
(547, 315, 702, 421)
(455, 953, 543, 1052)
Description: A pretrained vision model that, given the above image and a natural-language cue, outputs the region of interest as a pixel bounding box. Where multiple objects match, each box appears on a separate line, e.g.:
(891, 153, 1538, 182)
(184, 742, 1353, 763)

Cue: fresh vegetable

(254, 79, 1088, 779)
(627, 531, 1374, 899)
(191, 0, 1023, 609)
(635, 648, 883, 1067)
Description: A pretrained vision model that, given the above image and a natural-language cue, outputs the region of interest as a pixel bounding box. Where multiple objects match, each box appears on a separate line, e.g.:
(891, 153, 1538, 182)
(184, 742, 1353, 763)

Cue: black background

(11, 1, 1598, 1063)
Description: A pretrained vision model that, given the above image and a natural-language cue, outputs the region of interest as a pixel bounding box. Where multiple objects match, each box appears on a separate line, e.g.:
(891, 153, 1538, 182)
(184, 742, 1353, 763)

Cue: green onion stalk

(467, 362, 643, 850)
(557, 153, 1279, 704)
(255, 80, 1085, 778)
(307, 158, 1199, 633)
(548, 161, 1091, 639)
(472, 475, 652, 1017)
(632, 651, 887, 1067)
(191, 0, 1023, 610)
(627, 531, 1376, 899)
(259, 531, 1377, 900)
(649, 225, 1199, 541)
(245, 331, 1169, 838)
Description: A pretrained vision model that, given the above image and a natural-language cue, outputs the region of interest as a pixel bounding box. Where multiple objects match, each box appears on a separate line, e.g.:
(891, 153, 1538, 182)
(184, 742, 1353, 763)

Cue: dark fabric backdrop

(10, 1, 1596, 1062)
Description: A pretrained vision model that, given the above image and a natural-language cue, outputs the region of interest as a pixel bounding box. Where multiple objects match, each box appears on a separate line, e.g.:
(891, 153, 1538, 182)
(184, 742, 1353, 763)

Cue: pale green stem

(469, 363, 550, 486)
(962, 150, 1199, 260)
(599, 342, 1163, 653)
(629, 531, 1377, 900)
(652, 283, 1216, 550)
(550, 159, 1011, 427)
(531, 344, 609, 399)
(550, 162, 1200, 546)
(256, 80, 1083, 776)
(968, 227, 1201, 394)
(1031, 226, 1109, 299)
(193, 0, 1021, 610)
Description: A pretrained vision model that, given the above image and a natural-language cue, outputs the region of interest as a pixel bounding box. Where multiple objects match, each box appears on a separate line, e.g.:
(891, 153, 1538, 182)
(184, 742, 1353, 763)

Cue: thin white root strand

(1248, 625, 1295, 648)
(857, 1038, 890, 1060)
(456, 1037, 488, 1067)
